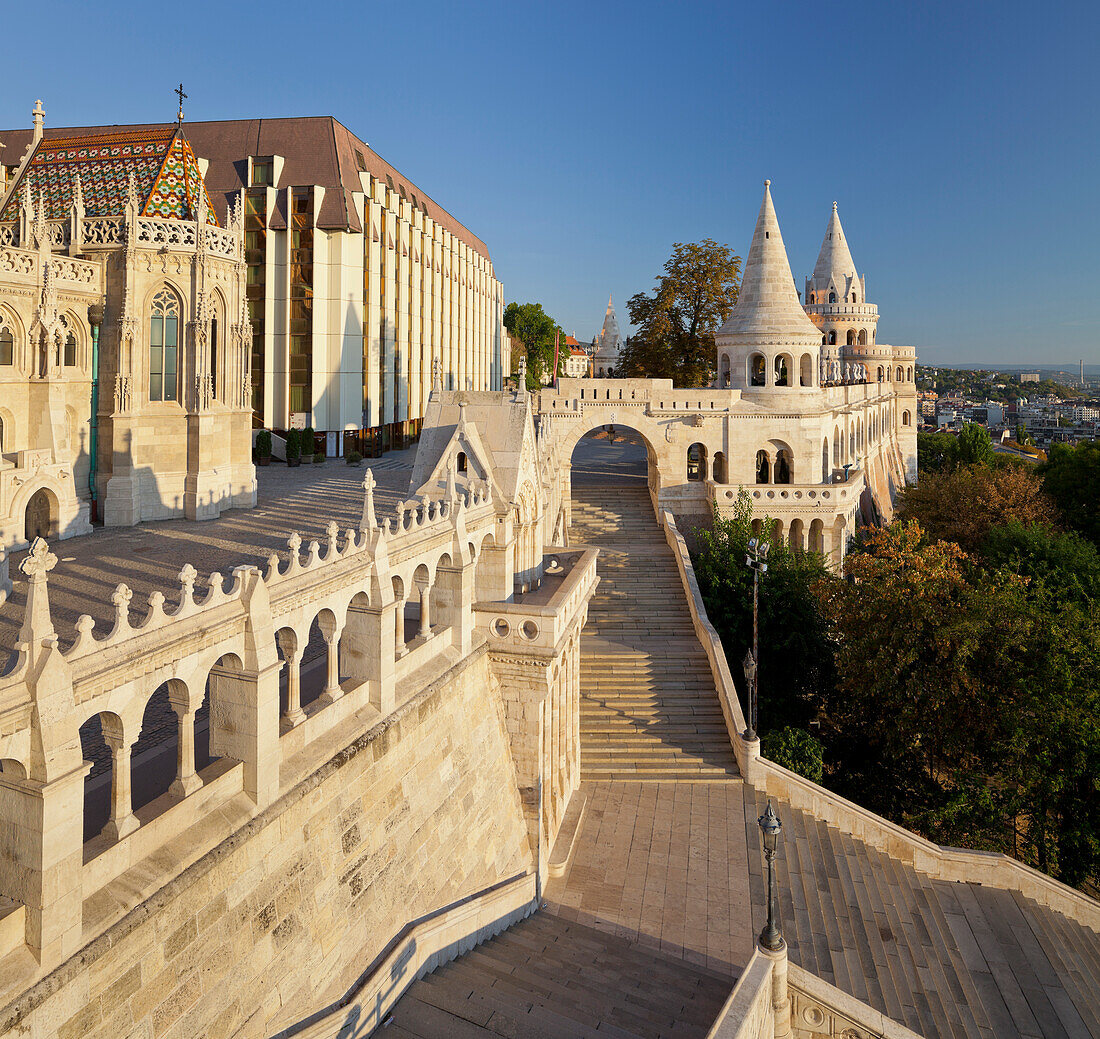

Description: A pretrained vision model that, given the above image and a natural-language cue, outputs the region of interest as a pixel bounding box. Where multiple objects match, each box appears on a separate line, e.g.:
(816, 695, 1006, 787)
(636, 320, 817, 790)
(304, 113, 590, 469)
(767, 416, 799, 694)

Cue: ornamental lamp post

(758, 800, 784, 952)
(743, 536, 769, 741)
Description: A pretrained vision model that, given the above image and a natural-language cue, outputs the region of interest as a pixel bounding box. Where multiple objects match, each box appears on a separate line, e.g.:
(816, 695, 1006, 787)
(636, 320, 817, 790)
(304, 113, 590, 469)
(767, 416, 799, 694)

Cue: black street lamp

(758, 800, 784, 952)
(743, 536, 769, 741)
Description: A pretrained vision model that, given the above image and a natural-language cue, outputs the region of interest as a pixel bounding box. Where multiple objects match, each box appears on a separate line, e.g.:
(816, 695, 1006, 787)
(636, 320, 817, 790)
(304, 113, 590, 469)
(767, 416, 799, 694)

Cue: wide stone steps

(569, 487, 738, 783)
(742, 786, 1100, 1039)
(386, 910, 731, 1038)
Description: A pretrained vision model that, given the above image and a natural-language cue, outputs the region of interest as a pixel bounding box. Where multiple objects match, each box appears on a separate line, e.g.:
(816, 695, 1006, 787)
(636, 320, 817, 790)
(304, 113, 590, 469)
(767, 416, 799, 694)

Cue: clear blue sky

(4, 0, 1098, 366)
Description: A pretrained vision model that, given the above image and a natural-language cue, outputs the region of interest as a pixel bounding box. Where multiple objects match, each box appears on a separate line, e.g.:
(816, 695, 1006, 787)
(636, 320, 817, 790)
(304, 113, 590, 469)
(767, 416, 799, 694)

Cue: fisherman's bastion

(0, 102, 1097, 1039)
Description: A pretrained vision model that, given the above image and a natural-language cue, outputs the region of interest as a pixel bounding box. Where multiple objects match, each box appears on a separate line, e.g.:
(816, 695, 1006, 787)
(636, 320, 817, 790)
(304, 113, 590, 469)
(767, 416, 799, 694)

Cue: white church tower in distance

(592, 294, 623, 376)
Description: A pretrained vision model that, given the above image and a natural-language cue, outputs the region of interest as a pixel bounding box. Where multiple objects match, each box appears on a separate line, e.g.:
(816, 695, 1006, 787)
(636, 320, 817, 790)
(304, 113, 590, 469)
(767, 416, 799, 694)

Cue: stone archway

(25, 488, 56, 541)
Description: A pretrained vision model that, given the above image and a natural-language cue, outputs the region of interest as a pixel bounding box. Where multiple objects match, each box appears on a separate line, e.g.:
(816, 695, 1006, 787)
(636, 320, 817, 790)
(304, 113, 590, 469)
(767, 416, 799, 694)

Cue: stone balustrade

(0, 467, 588, 982)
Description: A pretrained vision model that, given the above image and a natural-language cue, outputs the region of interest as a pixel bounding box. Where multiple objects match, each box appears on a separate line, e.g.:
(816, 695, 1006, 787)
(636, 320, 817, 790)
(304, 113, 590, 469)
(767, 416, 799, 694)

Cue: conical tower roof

(811, 202, 858, 288)
(719, 181, 820, 338)
(600, 294, 621, 344)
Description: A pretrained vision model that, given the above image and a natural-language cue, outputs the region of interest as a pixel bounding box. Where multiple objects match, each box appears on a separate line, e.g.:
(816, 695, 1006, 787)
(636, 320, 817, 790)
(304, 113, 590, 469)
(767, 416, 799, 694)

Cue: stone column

(320, 624, 342, 704)
(394, 594, 407, 657)
(102, 721, 138, 841)
(418, 583, 431, 637)
(760, 941, 791, 1038)
(207, 660, 281, 808)
(168, 695, 202, 798)
(284, 647, 305, 726)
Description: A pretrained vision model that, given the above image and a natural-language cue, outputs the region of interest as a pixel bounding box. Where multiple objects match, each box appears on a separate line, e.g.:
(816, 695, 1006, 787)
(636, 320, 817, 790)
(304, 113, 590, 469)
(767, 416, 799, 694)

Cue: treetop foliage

(616, 240, 741, 387)
(503, 301, 568, 390)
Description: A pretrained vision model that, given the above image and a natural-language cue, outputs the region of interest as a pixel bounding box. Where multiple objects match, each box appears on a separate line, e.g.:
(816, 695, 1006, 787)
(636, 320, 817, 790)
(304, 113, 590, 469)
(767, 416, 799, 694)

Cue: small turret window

(829, 292, 836, 304)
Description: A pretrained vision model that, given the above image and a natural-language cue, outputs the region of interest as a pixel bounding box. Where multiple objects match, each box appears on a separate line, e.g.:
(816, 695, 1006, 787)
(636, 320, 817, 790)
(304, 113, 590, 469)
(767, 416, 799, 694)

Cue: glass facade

(245, 190, 267, 417)
(289, 187, 314, 416)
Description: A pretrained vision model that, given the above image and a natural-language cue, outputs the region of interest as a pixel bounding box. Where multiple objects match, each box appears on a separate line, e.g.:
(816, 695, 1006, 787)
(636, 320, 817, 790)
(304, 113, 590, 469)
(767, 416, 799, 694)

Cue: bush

(313, 451, 325, 464)
(762, 726, 823, 783)
(255, 429, 272, 457)
(285, 429, 301, 460)
(345, 450, 363, 465)
(301, 426, 315, 453)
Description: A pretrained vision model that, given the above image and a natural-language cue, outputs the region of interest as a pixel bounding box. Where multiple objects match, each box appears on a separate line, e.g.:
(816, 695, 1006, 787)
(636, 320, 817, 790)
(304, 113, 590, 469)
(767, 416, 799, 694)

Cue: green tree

(692, 491, 834, 733)
(762, 726, 824, 783)
(916, 430, 958, 474)
(1039, 440, 1100, 545)
(981, 521, 1100, 604)
(503, 302, 567, 390)
(617, 240, 741, 386)
(955, 422, 994, 467)
(897, 462, 1057, 552)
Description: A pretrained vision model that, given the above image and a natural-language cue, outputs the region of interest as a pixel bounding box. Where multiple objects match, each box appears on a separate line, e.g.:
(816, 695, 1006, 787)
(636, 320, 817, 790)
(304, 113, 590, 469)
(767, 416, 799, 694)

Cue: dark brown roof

(0, 116, 491, 261)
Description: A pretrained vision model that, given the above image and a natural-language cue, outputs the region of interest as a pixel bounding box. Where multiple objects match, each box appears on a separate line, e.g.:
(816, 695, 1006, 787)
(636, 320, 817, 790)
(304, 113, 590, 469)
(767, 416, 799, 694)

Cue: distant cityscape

(918, 362, 1100, 448)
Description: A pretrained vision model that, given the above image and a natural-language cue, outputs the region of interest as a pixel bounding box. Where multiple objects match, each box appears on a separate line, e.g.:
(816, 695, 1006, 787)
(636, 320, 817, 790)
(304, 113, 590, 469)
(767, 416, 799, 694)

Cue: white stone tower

(804, 203, 890, 381)
(592, 295, 623, 376)
(715, 180, 821, 393)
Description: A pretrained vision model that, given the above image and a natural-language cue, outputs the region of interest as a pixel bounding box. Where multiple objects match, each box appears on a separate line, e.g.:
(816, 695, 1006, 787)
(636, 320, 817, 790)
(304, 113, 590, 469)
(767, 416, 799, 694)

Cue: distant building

(1019, 372, 1040, 384)
(561, 335, 589, 378)
(591, 295, 623, 376)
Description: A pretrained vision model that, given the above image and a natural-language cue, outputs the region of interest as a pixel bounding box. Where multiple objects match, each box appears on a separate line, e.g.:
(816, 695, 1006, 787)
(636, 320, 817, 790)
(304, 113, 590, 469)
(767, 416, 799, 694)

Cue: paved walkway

(0, 449, 416, 654)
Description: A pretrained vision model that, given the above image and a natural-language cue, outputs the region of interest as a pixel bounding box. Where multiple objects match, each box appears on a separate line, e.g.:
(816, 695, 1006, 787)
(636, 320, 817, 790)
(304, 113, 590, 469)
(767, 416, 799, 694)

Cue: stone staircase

(744, 786, 1100, 1039)
(570, 486, 738, 782)
(385, 910, 731, 1038)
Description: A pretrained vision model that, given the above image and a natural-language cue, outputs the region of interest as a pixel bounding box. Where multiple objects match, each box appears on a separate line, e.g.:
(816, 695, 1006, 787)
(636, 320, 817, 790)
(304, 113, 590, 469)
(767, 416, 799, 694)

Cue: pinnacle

(717, 181, 820, 339)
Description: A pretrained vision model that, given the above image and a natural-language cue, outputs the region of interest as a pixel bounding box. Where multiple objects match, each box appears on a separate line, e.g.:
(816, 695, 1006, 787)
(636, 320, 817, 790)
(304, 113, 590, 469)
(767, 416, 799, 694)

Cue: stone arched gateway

(24, 487, 56, 541)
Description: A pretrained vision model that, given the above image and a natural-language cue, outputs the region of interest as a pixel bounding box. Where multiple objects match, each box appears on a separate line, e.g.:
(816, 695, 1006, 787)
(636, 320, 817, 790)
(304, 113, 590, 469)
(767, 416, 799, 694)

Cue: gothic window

(851, 292, 858, 303)
(846, 329, 857, 347)
(829, 292, 836, 304)
(858, 328, 867, 346)
(210, 316, 218, 398)
(0, 315, 13, 366)
(457, 451, 467, 473)
(809, 293, 816, 304)
(149, 288, 180, 402)
(60, 315, 77, 367)
(828, 331, 836, 346)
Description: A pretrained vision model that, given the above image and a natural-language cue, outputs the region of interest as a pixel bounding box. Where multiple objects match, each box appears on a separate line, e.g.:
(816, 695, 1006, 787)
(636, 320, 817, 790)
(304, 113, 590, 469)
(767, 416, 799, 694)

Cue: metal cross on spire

(175, 83, 188, 125)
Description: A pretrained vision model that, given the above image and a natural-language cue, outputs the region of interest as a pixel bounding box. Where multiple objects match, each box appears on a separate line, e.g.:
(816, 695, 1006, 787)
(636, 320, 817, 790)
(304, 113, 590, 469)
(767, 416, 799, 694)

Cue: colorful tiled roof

(0, 126, 218, 225)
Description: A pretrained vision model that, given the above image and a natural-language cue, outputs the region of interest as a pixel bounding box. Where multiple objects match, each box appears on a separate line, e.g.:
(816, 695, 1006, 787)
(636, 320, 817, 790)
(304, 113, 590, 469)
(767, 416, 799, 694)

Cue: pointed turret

(718, 181, 820, 338)
(809, 202, 860, 302)
(592, 293, 623, 377)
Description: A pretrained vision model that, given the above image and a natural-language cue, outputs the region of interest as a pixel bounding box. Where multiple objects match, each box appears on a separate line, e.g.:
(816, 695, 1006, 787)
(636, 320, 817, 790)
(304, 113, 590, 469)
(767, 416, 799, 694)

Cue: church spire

(719, 180, 820, 338)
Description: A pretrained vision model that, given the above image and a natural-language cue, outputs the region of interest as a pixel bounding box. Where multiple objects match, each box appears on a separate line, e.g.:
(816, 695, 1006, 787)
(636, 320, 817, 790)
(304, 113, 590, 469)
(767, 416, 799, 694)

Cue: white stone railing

(0, 249, 34, 277)
(658, 506, 1100, 934)
(133, 215, 198, 249)
(50, 255, 97, 287)
(81, 218, 122, 246)
(0, 224, 16, 248)
(706, 948, 926, 1039)
(0, 469, 570, 965)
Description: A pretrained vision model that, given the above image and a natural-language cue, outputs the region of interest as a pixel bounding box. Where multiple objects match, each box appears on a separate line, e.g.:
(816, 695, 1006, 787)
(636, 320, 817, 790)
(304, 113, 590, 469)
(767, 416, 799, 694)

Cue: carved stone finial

(326, 521, 340, 557)
(431, 356, 443, 396)
(111, 583, 133, 630)
(20, 537, 57, 582)
(517, 354, 528, 392)
(287, 532, 302, 564)
(361, 468, 378, 531)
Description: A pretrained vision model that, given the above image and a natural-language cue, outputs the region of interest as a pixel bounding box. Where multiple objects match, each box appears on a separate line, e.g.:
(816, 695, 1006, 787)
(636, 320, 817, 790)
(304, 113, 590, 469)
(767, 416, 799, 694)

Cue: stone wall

(0, 644, 532, 1039)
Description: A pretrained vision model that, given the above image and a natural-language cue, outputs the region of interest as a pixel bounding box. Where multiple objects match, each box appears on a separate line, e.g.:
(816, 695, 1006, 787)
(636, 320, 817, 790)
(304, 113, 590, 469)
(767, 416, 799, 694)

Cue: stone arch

(0, 305, 23, 371)
(755, 449, 770, 484)
(877, 365, 884, 382)
(0, 407, 11, 452)
(774, 354, 791, 387)
(789, 518, 804, 553)
(457, 450, 468, 473)
(895, 365, 903, 381)
(846, 329, 857, 347)
(130, 682, 187, 820)
(202, 652, 246, 771)
(822, 438, 830, 481)
(719, 354, 731, 388)
(687, 443, 707, 482)
(902, 410, 911, 426)
(712, 451, 727, 483)
(749, 353, 766, 387)
(770, 440, 793, 484)
(832, 426, 841, 468)
(907, 365, 913, 381)
(799, 353, 813, 387)
(858, 328, 867, 346)
(24, 486, 58, 542)
(809, 518, 825, 554)
(828, 330, 836, 346)
(809, 292, 816, 304)
(78, 710, 126, 843)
